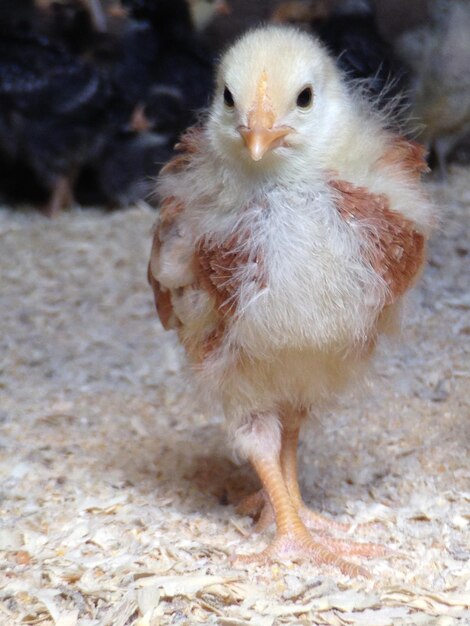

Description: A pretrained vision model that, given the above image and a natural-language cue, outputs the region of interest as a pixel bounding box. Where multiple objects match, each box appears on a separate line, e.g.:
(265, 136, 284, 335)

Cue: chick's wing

(331, 178, 425, 305)
(148, 128, 208, 331)
(149, 131, 218, 338)
(148, 195, 192, 330)
(149, 127, 266, 356)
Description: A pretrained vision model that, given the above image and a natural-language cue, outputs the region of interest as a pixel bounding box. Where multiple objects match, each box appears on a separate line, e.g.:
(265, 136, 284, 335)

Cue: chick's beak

(239, 125, 292, 161)
(238, 71, 292, 161)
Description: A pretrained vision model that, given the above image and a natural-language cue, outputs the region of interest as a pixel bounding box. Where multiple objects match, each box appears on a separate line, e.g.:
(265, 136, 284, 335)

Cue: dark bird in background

(43, 0, 107, 54)
(75, 87, 185, 206)
(2, 0, 468, 211)
(75, 0, 214, 208)
(116, 0, 213, 112)
(0, 0, 215, 212)
(0, 29, 120, 214)
(394, 0, 470, 177)
(76, 131, 172, 208)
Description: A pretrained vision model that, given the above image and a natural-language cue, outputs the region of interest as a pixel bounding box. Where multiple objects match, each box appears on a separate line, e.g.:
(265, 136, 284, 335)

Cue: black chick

(116, 0, 214, 114)
(0, 1, 106, 55)
(43, 0, 104, 55)
(76, 131, 173, 207)
(75, 86, 185, 207)
(314, 1, 408, 111)
(0, 29, 123, 214)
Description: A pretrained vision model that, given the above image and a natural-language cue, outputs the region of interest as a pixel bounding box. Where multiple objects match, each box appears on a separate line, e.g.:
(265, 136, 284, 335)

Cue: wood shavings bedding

(0, 166, 469, 625)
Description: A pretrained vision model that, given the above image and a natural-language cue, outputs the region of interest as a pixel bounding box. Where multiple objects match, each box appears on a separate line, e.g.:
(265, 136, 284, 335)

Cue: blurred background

(0, 0, 469, 215)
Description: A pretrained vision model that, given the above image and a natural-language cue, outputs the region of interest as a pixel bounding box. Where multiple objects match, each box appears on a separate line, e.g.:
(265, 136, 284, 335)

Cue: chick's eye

(223, 86, 234, 108)
(296, 86, 313, 109)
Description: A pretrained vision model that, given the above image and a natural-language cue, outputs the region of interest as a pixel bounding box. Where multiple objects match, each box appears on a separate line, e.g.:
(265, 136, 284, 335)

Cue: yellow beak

(239, 125, 292, 161)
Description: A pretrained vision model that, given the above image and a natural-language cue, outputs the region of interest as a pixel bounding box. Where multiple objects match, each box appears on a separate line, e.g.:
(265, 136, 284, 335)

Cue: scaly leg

(238, 421, 348, 533)
(235, 412, 389, 569)
(280, 423, 350, 533)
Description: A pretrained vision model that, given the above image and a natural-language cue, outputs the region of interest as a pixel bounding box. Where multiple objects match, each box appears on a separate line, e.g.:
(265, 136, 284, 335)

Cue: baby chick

(0, 29, 119, 214)
(397, 0, 470, 176)
(76, 130, 172, 207)
(148, 26, 434, 576)
(116, 0, 213, 115)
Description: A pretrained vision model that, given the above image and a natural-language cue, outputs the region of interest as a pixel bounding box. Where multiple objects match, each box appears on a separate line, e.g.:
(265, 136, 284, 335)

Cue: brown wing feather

(148, 267, 178, 330)
(330, 179, 425, 305)
(148, 224, 182, 331)
(378, 137, 429, 180)
(159, 126, 203, 175)
(191, 231, 266, 357)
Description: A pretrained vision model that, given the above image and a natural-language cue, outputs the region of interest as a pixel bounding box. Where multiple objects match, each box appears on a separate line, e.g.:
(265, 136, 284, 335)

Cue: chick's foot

(233, 525, 371, 578)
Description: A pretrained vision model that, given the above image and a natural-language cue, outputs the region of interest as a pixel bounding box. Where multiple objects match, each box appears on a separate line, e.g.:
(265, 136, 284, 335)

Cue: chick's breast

(149, 129, 425, 382)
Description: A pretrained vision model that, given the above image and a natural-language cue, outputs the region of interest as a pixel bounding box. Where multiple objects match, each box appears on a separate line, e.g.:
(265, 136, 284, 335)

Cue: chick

(76, 87, 182, 207)
(76, 131, 172, 207)
(0, 29, 120, 214)
(148, 26, 434, 576)
(397, 0, 470, 176)
(115, 0, 213, 114)
(43, 0, 107, 54)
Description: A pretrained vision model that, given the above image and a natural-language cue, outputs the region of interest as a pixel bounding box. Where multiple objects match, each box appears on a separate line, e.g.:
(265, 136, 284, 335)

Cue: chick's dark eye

(296, 86, 313, 108)
(223, 86, 234, 107)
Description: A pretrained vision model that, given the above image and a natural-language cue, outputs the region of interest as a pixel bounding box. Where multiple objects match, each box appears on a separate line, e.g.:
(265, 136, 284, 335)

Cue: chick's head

(208, 26, 346, 173)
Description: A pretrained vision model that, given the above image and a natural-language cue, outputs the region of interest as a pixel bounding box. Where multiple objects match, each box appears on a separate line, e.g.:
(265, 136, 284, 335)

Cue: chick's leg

(278, 422, 389, 559)
(236, 417, 388, 566)
(280, 422, 349, 533)
(236, 450, 370, 578)
(237, 421, 348, 533)
(42, 176, 74, 217)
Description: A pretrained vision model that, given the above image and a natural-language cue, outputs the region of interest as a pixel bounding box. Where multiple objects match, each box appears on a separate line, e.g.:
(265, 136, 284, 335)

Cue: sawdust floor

(0, 166, 469, 626)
